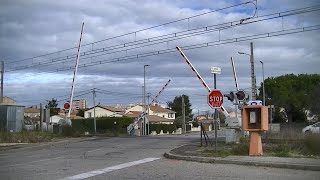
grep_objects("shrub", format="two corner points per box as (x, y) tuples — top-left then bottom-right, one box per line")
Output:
(62, 125), (73, 137)
(192, 121), (199, 127)
(272, 144), (291, 157)
(231, 143), (249, 155)
(304, 135), (320, 155)
(149, 124), (176, 134)
(71, 117), (134, 134)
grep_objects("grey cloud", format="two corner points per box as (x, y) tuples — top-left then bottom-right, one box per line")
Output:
(1, 0), (319, 111)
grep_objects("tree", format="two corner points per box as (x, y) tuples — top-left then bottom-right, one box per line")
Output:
(77, 109), (85, 117)
(45, 98), (60, 116)
(167, 94), (192, 117)
(258, 74), (320, 123)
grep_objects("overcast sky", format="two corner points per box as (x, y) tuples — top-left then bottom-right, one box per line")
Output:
(1, 0), (319, 113)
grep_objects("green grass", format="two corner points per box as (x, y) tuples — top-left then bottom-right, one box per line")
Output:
(197, 135), (320, 158)
(0, 130), (58, 143)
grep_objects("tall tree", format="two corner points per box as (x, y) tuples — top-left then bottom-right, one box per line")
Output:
(45, 98), (60, 116)
(167, 94), (192, 117)
(76, 109), (85, 117)
(258, 74), (320, 123)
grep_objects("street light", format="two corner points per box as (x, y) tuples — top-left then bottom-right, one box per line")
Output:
(143, 64), (150, 136)
(238, 51), (256, 100)
(260, 61), (265, 106)
(238, 51), (250, 56)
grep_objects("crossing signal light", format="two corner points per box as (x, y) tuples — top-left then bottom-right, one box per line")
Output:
(224, 91), (234, 102)
(236, 90), (246, 101)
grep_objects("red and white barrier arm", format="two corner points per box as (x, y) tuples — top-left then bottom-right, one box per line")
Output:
(231, 57), (239, 91)
(176, 46), (229, 117)
(68, 22), (84, 118)
(150, 79), (171, 105)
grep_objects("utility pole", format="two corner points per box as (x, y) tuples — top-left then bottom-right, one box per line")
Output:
(93, 88), (96, 134)
(147, 93), (150, 134)
(213, 73), (218, 153)
(182, 95), (185, 134)
(143, 65), (149, 136)
(0, 61), (3, 104)
(40, 103), (43, 131)
(250, 42), (256, 100)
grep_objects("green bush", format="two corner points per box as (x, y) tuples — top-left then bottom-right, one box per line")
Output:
(71, 117), (134, 134)
(0, 130), (55, 143)
(192, 121), (199, 127)
(62, 125), (73, 137)
(231, 143), (249, 155)
(272, 144), (291, 157)
(304, 135), (320, 155)
(149, 124), (176, 134)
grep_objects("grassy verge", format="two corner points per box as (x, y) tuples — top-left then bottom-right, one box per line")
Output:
(0, 130), (59, 143)
(197, 135), (320, 158)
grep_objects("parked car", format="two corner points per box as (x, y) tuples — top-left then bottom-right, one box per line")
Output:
(302, 122), (320, 134)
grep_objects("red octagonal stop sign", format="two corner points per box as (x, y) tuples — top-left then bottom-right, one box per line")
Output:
(208, 90), (223, 109)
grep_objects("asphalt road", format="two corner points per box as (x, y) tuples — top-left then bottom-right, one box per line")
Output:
(0, 132), (318, 180)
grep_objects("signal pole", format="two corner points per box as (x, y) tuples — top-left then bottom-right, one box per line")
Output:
(182, 95), (185, 134)
(93, 88), (96, 134)
(0, 61), (3, 103)
(211, 67), (221, 153)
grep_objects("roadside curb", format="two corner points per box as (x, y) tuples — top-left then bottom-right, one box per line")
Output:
(0, 137), (99, 152)
(164, 152), (320, 171)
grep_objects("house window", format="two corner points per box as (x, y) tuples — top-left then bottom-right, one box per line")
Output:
(168, 113), (173, 118)
(163, 115), (165, 118)
(88, 112), (92, 118)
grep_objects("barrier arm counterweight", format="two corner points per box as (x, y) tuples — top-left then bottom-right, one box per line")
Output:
(176, 46), (229, 117)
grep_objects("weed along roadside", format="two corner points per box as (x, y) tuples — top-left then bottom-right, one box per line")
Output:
(169, 136), (320, 158)
(165, 135), (320, 170)
(0, 117), (135, 148)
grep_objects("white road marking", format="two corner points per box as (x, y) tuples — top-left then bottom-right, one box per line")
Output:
(0, 156), (64, 167)
(87, 148), (104, 153)
(61, 157), (160, 180)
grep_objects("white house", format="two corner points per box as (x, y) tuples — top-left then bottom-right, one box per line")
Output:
(150, 105), (175, 119)
(125, 105), (176, 120)
(50, 115), (84, 124)
(24, 108), (40, 118)
(84, 105), (125, 118)
(146, 115), (174, 124)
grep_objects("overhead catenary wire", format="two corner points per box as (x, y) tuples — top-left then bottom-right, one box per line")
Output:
(6, 4), (318, 73)
(4, 0), (257, 66)
(5, 23), (319, 81)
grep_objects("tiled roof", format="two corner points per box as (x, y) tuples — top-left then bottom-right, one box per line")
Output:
(24, 108), (40, 113)
(146, 115), (174, 123)
(101, 106), (125, 112)
(87, 105), (125, 112)
(123, 114), (139, 118)
(150, 106), (175, 113)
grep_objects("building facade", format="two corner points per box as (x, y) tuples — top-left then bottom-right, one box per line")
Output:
(69, 99), (87, 110)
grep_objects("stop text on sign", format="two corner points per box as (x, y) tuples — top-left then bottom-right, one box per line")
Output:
(210, 96), (223, 102)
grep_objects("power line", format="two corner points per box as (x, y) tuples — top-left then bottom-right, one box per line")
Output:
(6, 4), (318, 73)
(3, 6), (320, 80)
(6, 23), (319, 81)
(4, 0), (257, 65)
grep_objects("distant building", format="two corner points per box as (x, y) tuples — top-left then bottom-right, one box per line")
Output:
(1, 96), (16, 105)
(68, 99), (87, 110)
(125, 105), (176, 120)
(24, 108), (40, 118)
(84, 105), (125, 118)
